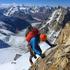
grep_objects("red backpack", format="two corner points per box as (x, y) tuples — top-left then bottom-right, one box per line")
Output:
(26, 27), (39, 42)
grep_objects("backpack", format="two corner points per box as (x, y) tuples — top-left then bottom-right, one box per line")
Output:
(26, 27), (39, 42)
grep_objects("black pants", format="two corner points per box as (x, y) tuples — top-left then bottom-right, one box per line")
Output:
(29, 46), (37, 65)
(29, 53), (37, 65)
(29, 46), (45, 64)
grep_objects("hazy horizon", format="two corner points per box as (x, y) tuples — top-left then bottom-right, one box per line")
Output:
(0, 0), (70, 7)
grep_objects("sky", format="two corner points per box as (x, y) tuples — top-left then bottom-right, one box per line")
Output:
(0, 0), (70, 7)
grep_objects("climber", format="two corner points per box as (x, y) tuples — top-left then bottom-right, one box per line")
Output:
(25, 25), (56, 65)
(25, 25), (45, 65)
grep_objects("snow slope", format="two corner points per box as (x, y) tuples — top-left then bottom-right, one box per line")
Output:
(0, 42), (50, 70)
(0, 29), (60, 70)
(0, 63), (16, 70)
(0, 25), (61, 70)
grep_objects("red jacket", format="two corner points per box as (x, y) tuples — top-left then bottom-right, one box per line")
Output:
(26, 27), (39, 42)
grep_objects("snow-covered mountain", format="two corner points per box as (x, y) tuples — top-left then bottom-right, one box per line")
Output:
(4, 5), (39, 16)
(39, 7), (67, 32)
(4, 5), (27, 16)
(0, 4), (55, 34)
(0, 6), (69, 50)
(0, 5), (70, 70)
(1, 4), (54, 22)
(0, 6), (68, 52)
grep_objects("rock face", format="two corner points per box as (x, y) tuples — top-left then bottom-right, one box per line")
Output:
(29, 22), (70, 70)
(37, 8), (67, 34)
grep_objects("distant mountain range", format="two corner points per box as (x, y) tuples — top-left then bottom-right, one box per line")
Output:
(0, 4), (70, 55)
(0, 5), (70, 33)
(0, 5), (54, 33)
